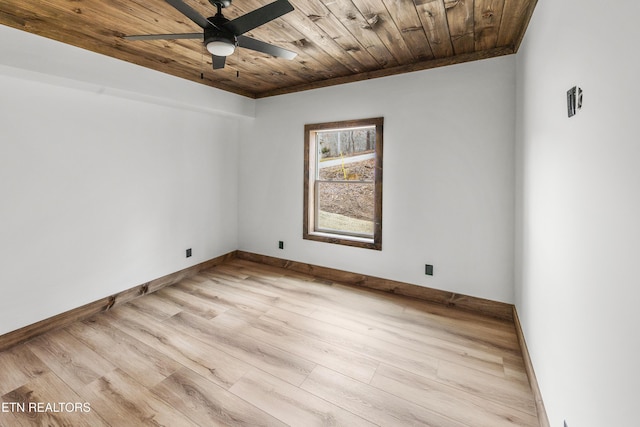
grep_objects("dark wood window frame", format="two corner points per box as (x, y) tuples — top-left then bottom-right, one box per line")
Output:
(303, 117), (383, 250)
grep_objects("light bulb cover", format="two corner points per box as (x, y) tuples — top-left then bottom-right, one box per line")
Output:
(206, 39), (236, 56)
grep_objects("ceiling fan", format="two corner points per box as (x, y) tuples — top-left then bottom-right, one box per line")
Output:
(124, 0), (297, 69)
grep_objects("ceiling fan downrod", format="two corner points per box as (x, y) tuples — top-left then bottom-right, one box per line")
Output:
(208, 0), (231, 10)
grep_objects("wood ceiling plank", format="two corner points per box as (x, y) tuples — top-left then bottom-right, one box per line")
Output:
(0, 0), (536, 97)
(318, 0), (399, 68)
(120, 0), (312, 90)
(209, 49), (314, 93)
(414, 0), (455, 59)
(122, 0), (327, 89)
(258, 45), (512, 97)
(231, 0), (353, 80)
(0, 2), (50, 34)
(106, 0), (202, 35)
(180, 0), (228, 21)
(128, 0), (207, 24)
(292, 1), (381, 70)
(6, 0), (262, 95)
(2, 1), (120, 53)
(380, 0), (434, 61)
(445, 0), (475, 54)
(280, 8), (369, 73)
(0, 2), (248, 96)
(179, 1), (350, 92)
(32, 0), (203, 61)
(11, 0), (310, 92)
(226, 52), (309, 88)
(497, 0), (536, 50)
(35, 0), (198, 43)
(0, 2), (34, 27)
(474, 0), (505, 51)
(350, 0), (415, 64)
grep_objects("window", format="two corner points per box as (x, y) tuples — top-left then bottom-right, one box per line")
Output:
(304, 117), (383, 250)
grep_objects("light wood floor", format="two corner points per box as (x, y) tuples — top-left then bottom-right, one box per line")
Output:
(0, 259), (539, 426)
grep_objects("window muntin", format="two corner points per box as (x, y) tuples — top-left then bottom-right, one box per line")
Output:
(304, 118), (383, 250)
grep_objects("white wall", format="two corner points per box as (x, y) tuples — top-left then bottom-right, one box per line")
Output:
(0, 26), (251, 335)
(0, 25), (254, 119)
(515, 1), (640, 426)
(239, 56), (516, 303)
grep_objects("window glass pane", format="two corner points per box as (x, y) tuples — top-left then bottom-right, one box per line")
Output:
(316, 127), (376, 182)
(316, 181), (374, 236)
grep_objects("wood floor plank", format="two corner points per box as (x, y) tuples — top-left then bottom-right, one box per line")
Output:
(153, 285), (227, 319)
(402, 300), (521, 352)
(174, 278), (273, 318)
(0, 345), (49, 396)
(105, 304), (252, 390)
(225, 275), (516, 383)
(308, 306), (507, 377)
(203, 268), (250, 283)
(437, 360), (537, 415)
(3, 371), (108, 427)
(227, 260), (409, 318)
(312, 300), (509, 355)
(228, 259), (303, 280)
(213, 310), (380, 384)
(26, 329), (115, 391)
(224, 266), (516, 375)
(151, 367), (287, 427)
(124, 293), (183, 321)
(370, 363), (539, 427)
(230, 367), (377, 427)
(301, 365), (467, 427)
(207, 275), (319, 317)
(254, 274), (409, 319)
(261, 307), (440, 377)
(0, 410), (24, 427)
(0, 260), (540, 426)
(66, 315), (183, 389)
(162, 311), (317, 386)
(238, 273), (504, 362)
(81, 368), (200, 427)
(503, 353), (530, 384)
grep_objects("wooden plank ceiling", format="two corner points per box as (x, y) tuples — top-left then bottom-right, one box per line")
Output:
(0, 0), (537, 98)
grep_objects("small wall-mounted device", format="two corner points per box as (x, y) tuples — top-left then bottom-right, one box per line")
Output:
(567, 86), (583, 117)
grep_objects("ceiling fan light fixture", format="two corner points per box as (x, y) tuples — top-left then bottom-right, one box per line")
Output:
(206, 37), (236, 56)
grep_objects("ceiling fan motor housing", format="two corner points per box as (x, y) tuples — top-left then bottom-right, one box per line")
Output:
(204, 25), (237, 46)
(204, 15), (237, 56)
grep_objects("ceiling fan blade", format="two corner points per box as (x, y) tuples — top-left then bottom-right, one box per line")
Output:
(124, 33), (202, 41)
(237, 35), (297, 60)
(165, 0), (210, 29)
(224, 0), (294, 35)
(212, 55), (227, 69)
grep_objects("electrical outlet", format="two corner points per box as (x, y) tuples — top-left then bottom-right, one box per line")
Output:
(567, 86), (583, 117)
(278, 241), (284, 250)
(425, 264), (433, 276)
(186, 248), (192, 258)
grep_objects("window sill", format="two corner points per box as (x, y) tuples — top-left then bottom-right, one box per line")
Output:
(304, 231), (381, 250)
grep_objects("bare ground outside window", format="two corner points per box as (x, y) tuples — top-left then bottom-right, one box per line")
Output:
(317, 158), (375, 234)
